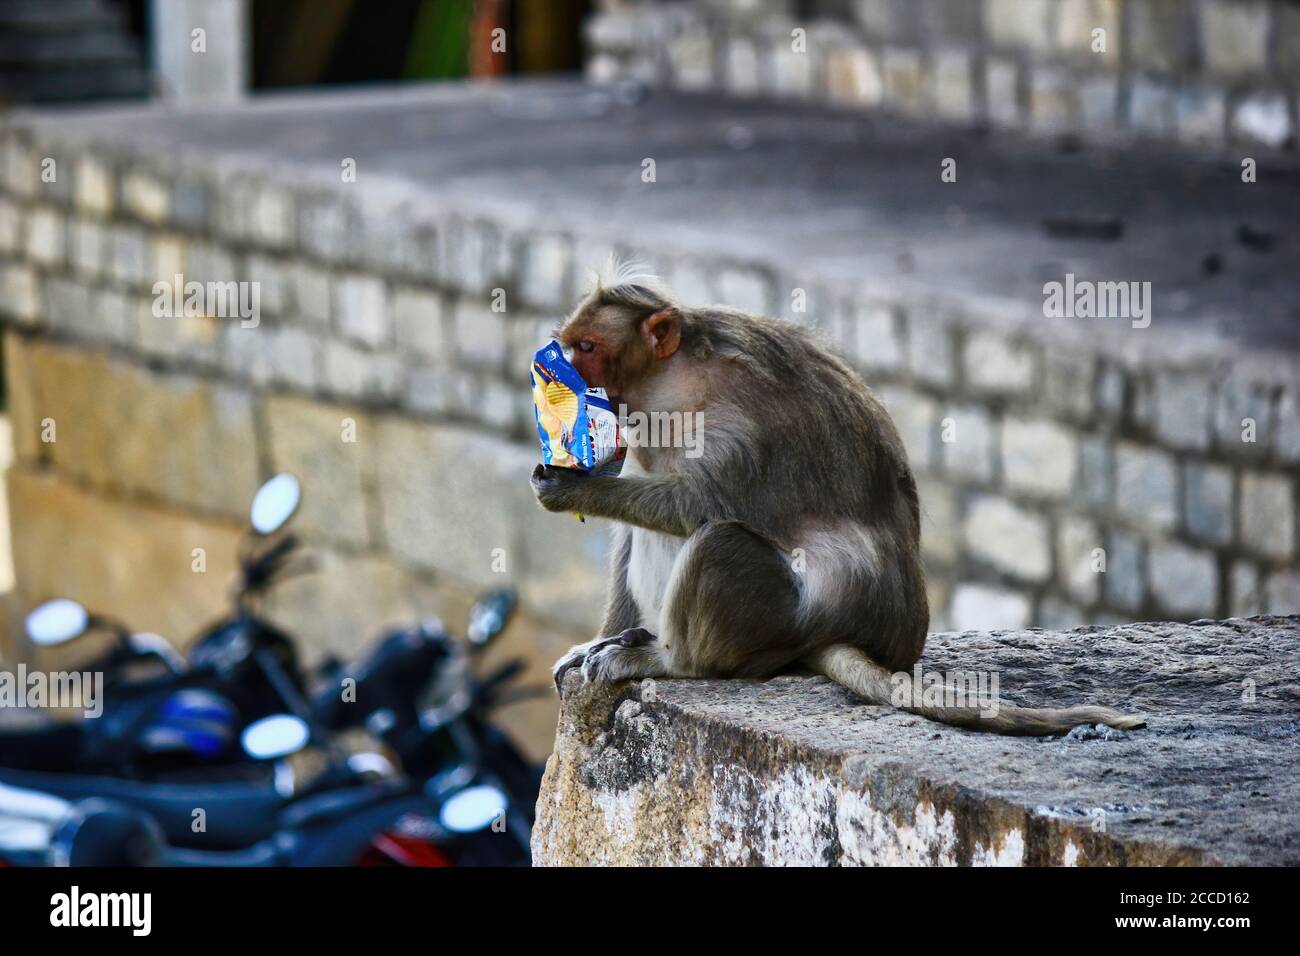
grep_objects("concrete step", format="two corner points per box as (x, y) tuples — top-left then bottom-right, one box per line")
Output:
(0, 63), (148, 102)
(0, 28), (141, 68)
(0, 0), (145, 103)
(0, 0), (120, 32)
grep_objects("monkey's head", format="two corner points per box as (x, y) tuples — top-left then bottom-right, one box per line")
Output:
(558, 270), (680, 402)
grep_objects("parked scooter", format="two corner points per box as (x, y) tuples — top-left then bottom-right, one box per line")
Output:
(0, 472), (543, 864)
(0, 712), (525, 866)
(310, 587), (542, 859)
(0, 474), (314, 778)
(0, 590), (541, 864)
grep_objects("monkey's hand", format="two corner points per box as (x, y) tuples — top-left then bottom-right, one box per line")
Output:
(530, 463), (586, 513)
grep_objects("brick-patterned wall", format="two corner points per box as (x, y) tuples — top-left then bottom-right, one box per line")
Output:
(0, 87), (1298, 711)
(587, 0), (1300, 155)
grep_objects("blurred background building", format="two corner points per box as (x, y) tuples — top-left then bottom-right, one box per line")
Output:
(0, 1), (1297, 760)
(0, 0), (590, 106)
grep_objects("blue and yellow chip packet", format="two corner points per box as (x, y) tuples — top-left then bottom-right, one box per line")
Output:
(531, 341), (622, 472)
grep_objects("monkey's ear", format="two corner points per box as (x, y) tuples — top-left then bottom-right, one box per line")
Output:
(643, 308), (681, 360)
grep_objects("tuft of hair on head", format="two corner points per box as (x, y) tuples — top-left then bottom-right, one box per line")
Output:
(585, 253), (677, 312)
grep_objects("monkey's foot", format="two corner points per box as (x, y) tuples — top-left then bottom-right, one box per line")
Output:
(581, 628), (663, 684)
(552, 640), (595, 694)
(552, 628), (659, 693)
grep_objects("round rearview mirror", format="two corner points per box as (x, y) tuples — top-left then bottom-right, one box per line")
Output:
(467, 589), (517, 647)
(249, 474), (301, 535)
(240, 714), (310, 761)
(25, 599), (90, 647)
(439, 784), (508, 834)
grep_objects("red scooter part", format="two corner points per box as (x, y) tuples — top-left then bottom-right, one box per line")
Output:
(357, 832), (454, 867)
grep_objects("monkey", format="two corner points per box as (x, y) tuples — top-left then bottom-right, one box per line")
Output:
(530, 264), (1145, 736)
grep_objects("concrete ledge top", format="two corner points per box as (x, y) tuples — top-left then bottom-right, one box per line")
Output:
(6, 79), (1300, 369)
(533, 615), (1299, 866)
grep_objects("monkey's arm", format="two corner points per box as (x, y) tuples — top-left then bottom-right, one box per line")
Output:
(530, 464), (706, 537)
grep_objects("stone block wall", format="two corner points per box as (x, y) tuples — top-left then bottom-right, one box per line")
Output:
(872, 327), (1300, 630)
(587, 0), (1300, 155)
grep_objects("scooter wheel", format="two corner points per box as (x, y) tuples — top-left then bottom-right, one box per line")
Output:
(47, 798), (166, 867)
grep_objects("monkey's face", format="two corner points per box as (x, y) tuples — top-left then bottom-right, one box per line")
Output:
(559, 303), (681, 403)
(558, 305), (647, 399)
(565, 330), (612, 391)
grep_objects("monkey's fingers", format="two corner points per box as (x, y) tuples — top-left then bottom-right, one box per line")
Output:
(530, 463), (558, 496)
(530, 463), (566, 489)
(552, 652), (586, 695)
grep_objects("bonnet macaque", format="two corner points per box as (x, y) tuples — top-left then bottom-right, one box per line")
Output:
(530, 267), (1144, 736)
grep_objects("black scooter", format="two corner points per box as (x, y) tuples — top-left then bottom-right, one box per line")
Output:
(0, 474), (316, 778)
(0, 592), (540, 866)
(0, 472), (543, 865)
(0, 733), (523, 867)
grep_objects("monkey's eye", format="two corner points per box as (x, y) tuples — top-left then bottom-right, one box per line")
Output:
(576, 340), (595, 353)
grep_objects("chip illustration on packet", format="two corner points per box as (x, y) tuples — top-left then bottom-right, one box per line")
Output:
(531, 340), (623, 473)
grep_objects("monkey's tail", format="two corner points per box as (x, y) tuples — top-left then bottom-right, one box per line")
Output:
(803, 644), (1146, 737)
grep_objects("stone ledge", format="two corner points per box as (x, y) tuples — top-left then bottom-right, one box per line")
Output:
(532, 616), (1300, 866)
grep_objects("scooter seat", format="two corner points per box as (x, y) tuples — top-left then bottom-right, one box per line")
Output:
(0, 722), (86, 772)
(0, 768), (282, 849)
(278, 779), (411, 830)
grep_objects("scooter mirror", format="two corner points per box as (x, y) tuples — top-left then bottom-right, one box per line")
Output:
(466, 589), (517, 648)
(240, 714), (310, 761)
(249, 473), (301, 535)
(25, 599), (90, 647)
(439, 784), (508, 834)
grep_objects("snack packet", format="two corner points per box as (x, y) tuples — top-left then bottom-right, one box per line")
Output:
(531, 340), (623, 473)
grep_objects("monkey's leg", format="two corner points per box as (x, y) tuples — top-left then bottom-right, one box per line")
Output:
(561, 522), (812, 687)
(658, 520), (809, 678)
